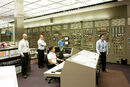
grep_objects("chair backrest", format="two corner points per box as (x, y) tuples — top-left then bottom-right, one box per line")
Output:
(44, 51), (50, 68)
(45, 50), (53, 69)
(55, 47), (60, 53)
(58, 51), (64, 59)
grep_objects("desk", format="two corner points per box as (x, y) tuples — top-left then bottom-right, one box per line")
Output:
(44, 50), (100, 87)
(0, 66), (18, 87)
(61, 50), (99, 87)
(44, 62), (64, 77)
(0, 47), (21, 74)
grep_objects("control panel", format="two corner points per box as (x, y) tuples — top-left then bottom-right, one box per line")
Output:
(25, 18), (127, 64)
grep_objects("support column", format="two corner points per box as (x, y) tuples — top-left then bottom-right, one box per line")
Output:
(13, 25), (15, 42)
(126, 2), (130, 64)
(0, 29), (1, 42)
(14, 0), (24, 42)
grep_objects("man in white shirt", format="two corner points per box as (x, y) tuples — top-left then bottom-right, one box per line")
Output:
(18, 34), (30, 79)
(47, 46), (64, 68)
(96, 34), (108, 72)
(37, 35), (46, 68)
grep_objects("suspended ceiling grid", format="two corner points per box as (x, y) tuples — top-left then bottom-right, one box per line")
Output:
(0, 0), (114, 25)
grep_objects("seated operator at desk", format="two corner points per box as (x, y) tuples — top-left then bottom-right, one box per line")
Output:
(47, 46), (64, 67)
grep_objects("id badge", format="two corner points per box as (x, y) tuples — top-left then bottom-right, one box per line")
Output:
(103, 49), (105, 52)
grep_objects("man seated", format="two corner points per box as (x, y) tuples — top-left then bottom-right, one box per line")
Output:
(47, 46), (64, 68)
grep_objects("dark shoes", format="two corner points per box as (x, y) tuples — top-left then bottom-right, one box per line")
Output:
(39, 66), (44, 69)
(23, 75), (27, 79)
(102, 69), (108, 72)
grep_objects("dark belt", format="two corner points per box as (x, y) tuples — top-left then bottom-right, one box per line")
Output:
(100, 52), (106, 53)
(38, 49), (44, 51)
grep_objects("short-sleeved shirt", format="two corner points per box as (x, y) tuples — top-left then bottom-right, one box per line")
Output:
(18, 39), (30, 55)
(47, 52), (57, 64)
(96, 39), (108, 54)
(58, 40), (64, 47)
(37, 39), (46, 50)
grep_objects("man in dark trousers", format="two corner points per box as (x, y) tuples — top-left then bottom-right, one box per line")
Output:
(18, 34), (30, 79)
(47, 46), (64, 68)
(96, 34), (108, 72)
(37, 35), (46, 68)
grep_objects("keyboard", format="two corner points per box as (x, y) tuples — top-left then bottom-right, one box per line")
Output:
(55, 69), (62, 72)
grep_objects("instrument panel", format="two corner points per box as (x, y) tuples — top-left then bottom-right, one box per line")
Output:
(25, 18), (127, 63)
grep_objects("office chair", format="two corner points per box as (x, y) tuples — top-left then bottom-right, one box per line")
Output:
(58, 51), (65, 60)
(44, 52), (59, 84)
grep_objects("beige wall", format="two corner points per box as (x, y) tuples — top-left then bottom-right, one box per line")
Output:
(24, 5), (127, 28)
(23, 4), (130, 64)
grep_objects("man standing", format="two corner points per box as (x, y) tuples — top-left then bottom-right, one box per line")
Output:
(96, 34), (108, 72)
(37, 35), (46, 68)
(18, 34), (30, 78)
(58, 37), (65, 51)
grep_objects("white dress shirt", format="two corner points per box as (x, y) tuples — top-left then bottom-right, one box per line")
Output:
(38, 39), (46, 50)
(47, 52), (57, 64)
(96, 39), (108, 54)
(18, 39), (30, 55)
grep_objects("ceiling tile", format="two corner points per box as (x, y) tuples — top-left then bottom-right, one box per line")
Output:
(34, 0), (54, 6)
(58, 6), (73, 11)
(0, 0), (114, 23)
(0, 0), (13, 7)
(24, 0), (39, 3)
(49, 0), (64, 2)
(25, 3), (40, 9)
(3, 2), (14, 9)
(24, 1), (30, 6)
(59, 0), (78, 5)
(69, 2), (86, 8)
(47, 3), (63, 9)
(0, 8), (10, 13)
(26, 6), (51, 13)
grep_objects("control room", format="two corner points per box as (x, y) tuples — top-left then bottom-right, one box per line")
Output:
(0, 0), (130, 87)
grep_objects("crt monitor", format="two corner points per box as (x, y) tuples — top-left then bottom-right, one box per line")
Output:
(64, 48), (72, 54)
(64, 36), (69, 40)
(53, 37), (56, 40)
(55, 47), (60, 52)
(65, 41), (69, 45)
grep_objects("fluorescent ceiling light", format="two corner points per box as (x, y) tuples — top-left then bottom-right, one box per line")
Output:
(78, 0), (91, 1)
(0, 0), (115, 24)
(25, 4), (40, 9)
(27, 6), (51, 13)
(49, 0), (64, 2)
(59, 0), (78, 5)
(0, 0), (13, 6)
(84, 0), (113, 5)
(24, 0), (38, 3)
(70, 3), (86, 8)
(0, 8), (10, 12)
(3, 2), (14, 9)
(47, 3), (63, 9)
(34, 0), (54, 6)
(24, 7), (31, 11)
(59, 6), (73, 11)
(24, 2), (30, 6)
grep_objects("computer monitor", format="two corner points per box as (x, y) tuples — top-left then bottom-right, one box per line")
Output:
(64, 36), (69, 40)
(64, 48), (72, 54)
(65, 41), (69, 45)
(55, 47), (60, 52)
(53, 37), (56, 41)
